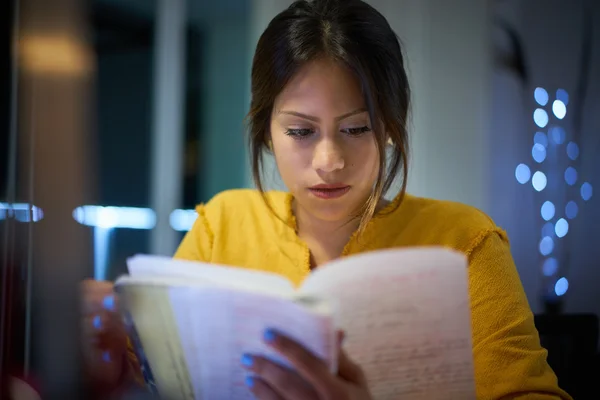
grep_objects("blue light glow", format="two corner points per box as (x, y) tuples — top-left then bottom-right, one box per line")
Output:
(170, 209), (198, 231)
(556, 89), (569, 105)
(541, 201), (555, 221)
(534, 87), (549, 106)
(515, 164), (531, 184)
(542, 258), (558, 277)
(539, 236), (554, 256)
(73, 206), (156, 229)
(534, 132), (548, 147)
(532, 143), (546, 163)
(554, 277), (569, 296)
(565, 201), (578, 219)
(549, 126), (566, 144)
(552, 100), (567, 119)
(555, 218), (569, 238)
(542, 222), (555, 237)
(581, 182), (593, 201)
(0, 203), (44, 222)
(566, 142), (579, 160)
(534, 109), (549, 128)
(532, 171), (547, 191)
(564, 167), (578, 186)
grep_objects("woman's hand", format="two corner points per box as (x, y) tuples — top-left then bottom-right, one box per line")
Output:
(80, 279), (129, 393)
(241, 330), (371, 400)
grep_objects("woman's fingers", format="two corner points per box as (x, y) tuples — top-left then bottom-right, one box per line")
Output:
(80, 279), (118, 315)
(337, 348), (366, 386)
(262, 329), (342, 397)
(242, 354), (317, 399)
(80, 279), (128, 391)
(244, 376), (285, 400)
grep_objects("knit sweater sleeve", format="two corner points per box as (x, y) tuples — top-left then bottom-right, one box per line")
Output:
(467, 230), (572, 400)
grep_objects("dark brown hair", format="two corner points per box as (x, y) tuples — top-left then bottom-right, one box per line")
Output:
(247, 0), (411, 232)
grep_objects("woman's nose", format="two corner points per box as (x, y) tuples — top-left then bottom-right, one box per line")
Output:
(312, 137), (345, 173)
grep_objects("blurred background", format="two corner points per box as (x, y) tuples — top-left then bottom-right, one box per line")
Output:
(1, 0), (599, 398)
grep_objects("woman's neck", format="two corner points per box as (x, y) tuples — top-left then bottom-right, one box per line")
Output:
(293, 198), (390, 268)
(293, 202), (360, 268)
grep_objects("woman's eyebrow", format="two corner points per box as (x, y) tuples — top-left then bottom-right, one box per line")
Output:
(278, 108), (367, 122)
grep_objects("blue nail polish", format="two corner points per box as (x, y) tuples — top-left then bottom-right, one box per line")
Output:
(263, 328), (276, 343)
(103, 295), (115, 311)
(245, 376), (254, 388)
(102, 352), (111, 362)
(241, 354), (253, 367)
(93, 315), (102, 330)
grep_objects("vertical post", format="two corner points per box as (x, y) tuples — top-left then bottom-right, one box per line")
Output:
(18, 0), (95, 396)
(149, 0), (187, 256)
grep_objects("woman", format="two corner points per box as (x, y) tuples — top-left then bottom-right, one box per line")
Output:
(82, 0), (571, 399)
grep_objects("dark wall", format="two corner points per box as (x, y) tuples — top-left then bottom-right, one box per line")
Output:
(0, 0), (13, 197)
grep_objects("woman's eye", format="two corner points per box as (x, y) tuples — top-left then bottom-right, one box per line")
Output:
(342, 126), (371, 136)
(284, 128), (314, 138)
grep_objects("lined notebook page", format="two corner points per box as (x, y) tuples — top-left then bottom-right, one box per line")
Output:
(169, 287), (336, 400)
(300, 248), (476, 400)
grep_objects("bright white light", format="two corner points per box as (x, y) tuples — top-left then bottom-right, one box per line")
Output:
(541, 201), (555, 221)
(539, 236), (554, 256)
(556, 89), (569, 105)
(555, 218), (569, 238)
(542, 258), (558, 277)
(554, 277), (569, 296)
(73, 206), (156, 229)
(0, 203), (44, 222)
(97, 207), (119, 228)
(94, 227), (113, 281)
(532, 143), (546, 163)
(515, 164), (531, 184)
(532, 171), (547, 191)
(564, 167), (578, 186)
(552, 100), (567, 119)
(581, 182), (593, 201)
(566, 142), (579, 160)
(565, 201), (578, 219)
(534, 132), (548, 147)
(533, 109), (549, 128)
(170, 209), (198, 232)
(542, 222), (555, 237)
(550, 126), (566, 144)
(534, 87), (549, 106)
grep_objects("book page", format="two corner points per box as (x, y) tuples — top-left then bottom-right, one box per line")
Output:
(168, 287), (337, 400)
(299, 248), (475, 400)
(115, 282), (195, 400)
(126, 254), (294, 297)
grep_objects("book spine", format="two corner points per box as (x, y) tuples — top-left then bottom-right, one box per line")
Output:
(119, 300), (160, 397)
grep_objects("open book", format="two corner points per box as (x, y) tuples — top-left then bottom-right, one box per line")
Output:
(114, 248), (476, 400)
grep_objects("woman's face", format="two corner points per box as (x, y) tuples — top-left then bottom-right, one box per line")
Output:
(270, 58), (379, 223)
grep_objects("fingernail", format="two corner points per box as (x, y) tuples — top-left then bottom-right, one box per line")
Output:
(102, 352), (111, 363)
(241, 354), (253, 367)
(93, 315), (102, 330)
(102, 295), (115, 311)
(263, 328), (276, 343)
(245, 376), (254, 388)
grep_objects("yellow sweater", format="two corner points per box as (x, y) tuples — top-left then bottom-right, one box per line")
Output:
(173, 189), (571, 400)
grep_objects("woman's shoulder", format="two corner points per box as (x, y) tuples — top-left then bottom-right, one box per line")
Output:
(385, 194), (507, 254)
(399, 194), (496, 227)
(198, 189), (290, 227)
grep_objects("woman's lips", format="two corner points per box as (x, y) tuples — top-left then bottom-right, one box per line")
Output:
(308, 184), (351, 199)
